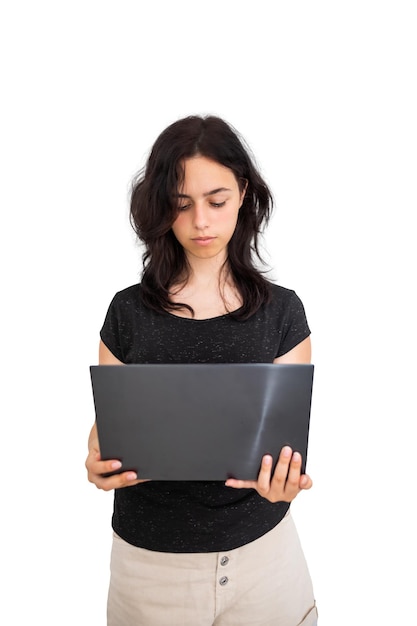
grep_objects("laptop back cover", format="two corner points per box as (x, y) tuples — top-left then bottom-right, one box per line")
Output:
(90, 363), (314, 481)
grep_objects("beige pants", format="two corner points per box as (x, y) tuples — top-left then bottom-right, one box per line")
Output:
(107, 511), (318, 626)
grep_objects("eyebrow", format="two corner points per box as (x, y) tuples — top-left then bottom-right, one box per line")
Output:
(176, 187), (232, 198)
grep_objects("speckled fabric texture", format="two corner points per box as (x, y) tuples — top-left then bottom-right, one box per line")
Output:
(100, 282), (310, 553)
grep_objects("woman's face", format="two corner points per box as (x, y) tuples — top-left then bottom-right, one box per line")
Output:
(171, 156), (246, 263)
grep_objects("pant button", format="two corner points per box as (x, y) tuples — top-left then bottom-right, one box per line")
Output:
(219, 576), (229, 586)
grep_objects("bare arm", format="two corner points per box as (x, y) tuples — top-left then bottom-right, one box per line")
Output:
(225, 336), (313, 501)
(85, 341), (147, 491)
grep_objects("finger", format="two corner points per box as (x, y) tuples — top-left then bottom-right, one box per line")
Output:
(94, 470), (141, 492)
(86, 456), (119, 477)
(256, 455), (274, 495)
(86, 452), (142, 490)
(85, 448), (99, 470)
(225, 478), (258, 490)
(299, 474), (313, 490)
(225, 454), (274, 491)
(271, 446), (293, 488)
(285, 451), (303, 490)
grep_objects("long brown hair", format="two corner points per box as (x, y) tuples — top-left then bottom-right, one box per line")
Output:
(130, 115), (274, 320)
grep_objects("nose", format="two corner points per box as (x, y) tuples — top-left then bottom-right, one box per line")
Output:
(192, 203), (209, 230)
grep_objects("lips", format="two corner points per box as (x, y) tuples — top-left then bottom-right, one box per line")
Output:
(192, 236), (216, 246)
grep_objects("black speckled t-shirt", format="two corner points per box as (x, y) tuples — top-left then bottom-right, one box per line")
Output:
(100, 282), (310, 553)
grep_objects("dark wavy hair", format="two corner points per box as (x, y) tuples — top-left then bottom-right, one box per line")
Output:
(129, 115), (274, 320)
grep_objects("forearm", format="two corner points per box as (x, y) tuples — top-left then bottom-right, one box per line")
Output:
(88, 422), (99, 452)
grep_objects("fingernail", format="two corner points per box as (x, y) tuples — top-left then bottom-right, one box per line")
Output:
(263, 455), (273, 465)
(293, 452), (301, 462)
(282, 446), (292, 457)
(111, 461), (122, 470)
(126, 472), (137, 480)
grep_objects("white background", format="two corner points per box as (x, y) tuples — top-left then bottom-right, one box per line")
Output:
(1, 1), (416, 624)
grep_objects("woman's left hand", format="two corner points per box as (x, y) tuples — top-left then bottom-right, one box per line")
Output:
(225, 446), (313, 503)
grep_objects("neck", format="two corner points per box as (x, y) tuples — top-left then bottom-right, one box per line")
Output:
(184, 251), (229, 285)
(169, 253), (241, 318)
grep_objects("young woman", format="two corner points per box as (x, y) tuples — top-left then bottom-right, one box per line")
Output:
(86, 115), (318, 625)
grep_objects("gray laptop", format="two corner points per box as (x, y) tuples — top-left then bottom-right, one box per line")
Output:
(90, 363), (314, 481)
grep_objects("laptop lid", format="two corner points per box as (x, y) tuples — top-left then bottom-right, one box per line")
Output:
(90, 363), (314, 481)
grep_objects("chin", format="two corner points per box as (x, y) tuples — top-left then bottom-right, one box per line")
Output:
(188, 247), (224, 260)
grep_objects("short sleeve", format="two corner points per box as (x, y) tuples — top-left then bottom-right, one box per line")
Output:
(275, 290), (311, 358)
(100, 293), (128, 362)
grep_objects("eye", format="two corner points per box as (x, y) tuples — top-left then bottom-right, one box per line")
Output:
(210, 201), (226, 208)
(178, 203), (191, 211)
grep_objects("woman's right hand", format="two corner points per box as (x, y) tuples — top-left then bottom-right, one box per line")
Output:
(86, 424), (148, 491)
(86, 342), (149, 490)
